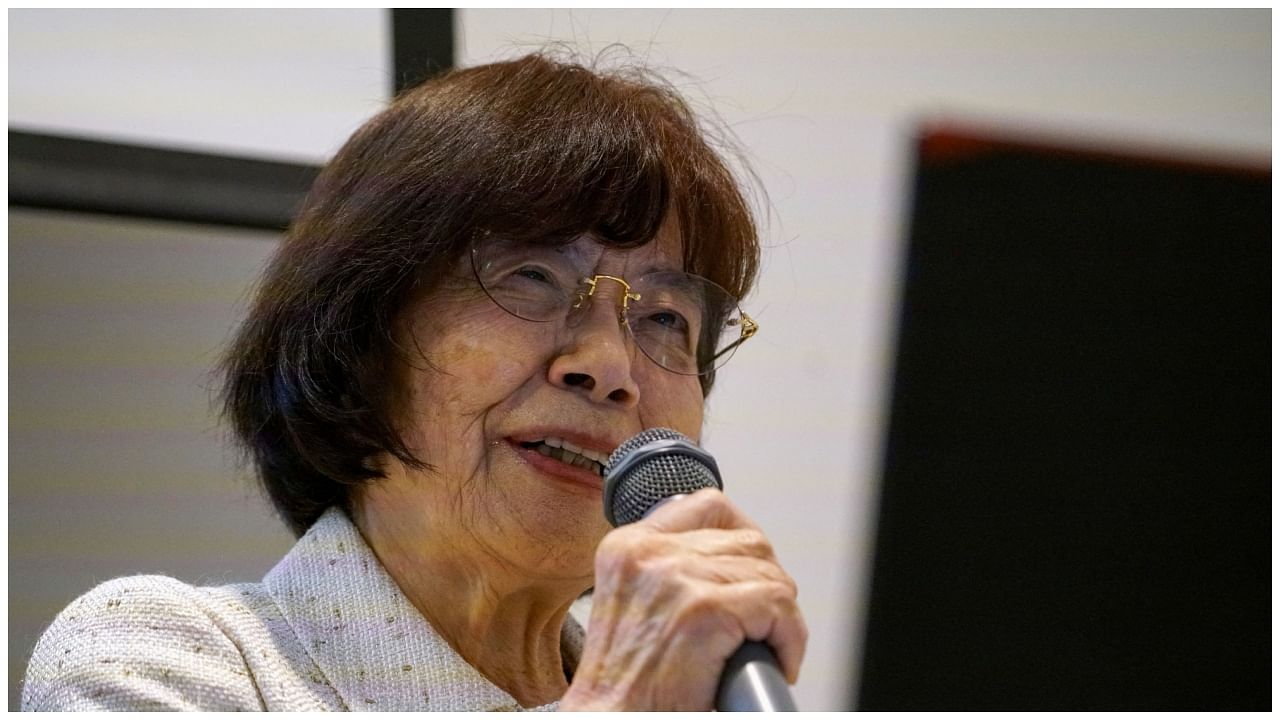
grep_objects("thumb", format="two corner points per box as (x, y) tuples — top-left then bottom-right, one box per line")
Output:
(638, 488), (759, 534)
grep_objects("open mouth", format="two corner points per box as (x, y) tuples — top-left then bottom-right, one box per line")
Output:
(518, 437), (607, 477)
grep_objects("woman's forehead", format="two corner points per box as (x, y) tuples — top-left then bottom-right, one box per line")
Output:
(599, 241), (682, 275)
(572, 225), (685, 273)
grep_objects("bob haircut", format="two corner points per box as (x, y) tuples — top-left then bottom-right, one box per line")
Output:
(221, 53), (761, 536)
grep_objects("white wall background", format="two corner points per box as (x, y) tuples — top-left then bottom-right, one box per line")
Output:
(9, 9), (1270, 711)
(9, 8), (390, 162)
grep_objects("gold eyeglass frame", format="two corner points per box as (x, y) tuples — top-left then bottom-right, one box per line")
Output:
(572, 273), (760, 372)
(472, 245), (759, 375)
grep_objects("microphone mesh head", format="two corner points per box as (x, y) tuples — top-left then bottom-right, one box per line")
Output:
(603, 427), (722, 526)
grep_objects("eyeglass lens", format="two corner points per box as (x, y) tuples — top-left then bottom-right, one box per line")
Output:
(472, 240), (746, 375)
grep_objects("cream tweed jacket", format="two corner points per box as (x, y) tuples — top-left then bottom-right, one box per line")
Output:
(22, 507), (584, 711)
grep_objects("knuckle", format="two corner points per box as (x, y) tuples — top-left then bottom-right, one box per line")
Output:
(592, 550), (629, 582)
(594, 529), (626, 561)
(676, 591), (734, 632)
(594, 530), (644, 576)
(778, 571), (799, 599)
(646, 553), (684, 579)
(763, 578), (795, 607)
(595, 527), (675, 583)
(796, 617), (810, 645)
(736, 528), (772, 556)
(596, 525), (623, 549)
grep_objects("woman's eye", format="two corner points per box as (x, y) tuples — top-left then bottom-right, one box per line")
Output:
(514, 267), (553, 284)
(647, 310), (688, 330)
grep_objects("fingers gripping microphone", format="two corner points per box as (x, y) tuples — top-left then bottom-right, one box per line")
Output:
(603, 428), (798, 712)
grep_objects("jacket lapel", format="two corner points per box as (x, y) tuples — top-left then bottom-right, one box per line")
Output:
(264, 507), (575, 711)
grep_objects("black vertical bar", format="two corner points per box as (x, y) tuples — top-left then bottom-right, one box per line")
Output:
(9, 130), (319, 230)
(391, 8), (455, 96)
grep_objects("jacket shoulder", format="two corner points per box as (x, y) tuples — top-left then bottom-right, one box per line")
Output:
(21, 574), (263, 711)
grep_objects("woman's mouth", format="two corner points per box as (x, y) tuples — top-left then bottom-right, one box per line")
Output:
(517, 438), (606, 476)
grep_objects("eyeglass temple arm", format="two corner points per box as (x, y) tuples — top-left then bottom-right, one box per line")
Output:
(709, 312), (759, 364)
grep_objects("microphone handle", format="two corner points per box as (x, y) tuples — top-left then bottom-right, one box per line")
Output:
(716, 641), (797, 712)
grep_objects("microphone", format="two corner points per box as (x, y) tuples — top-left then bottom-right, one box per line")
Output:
(603, 427), (798, 712)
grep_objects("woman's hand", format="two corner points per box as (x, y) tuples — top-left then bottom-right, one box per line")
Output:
(560, 488), (807, 711)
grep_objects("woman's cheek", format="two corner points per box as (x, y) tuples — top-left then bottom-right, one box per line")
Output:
(417, 304), (534, 378)
(457, 323), (543, 387)
(394, 313), (532, 438)
(640, 374), (705, 440)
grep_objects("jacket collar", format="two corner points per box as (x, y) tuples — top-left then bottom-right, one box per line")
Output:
(263, 507), (584, 711)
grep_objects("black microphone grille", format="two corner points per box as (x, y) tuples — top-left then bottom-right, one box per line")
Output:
(603, 427), (723, 527)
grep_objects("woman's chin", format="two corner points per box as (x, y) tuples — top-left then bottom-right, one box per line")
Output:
(496, 513), (606, 585)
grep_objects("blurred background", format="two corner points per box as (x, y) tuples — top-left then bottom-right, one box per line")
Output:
(8, 9), (1270, 711)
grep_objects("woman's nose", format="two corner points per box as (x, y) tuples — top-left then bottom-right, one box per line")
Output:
(547, 281), (641, 407)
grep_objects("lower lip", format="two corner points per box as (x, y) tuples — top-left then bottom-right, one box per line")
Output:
(506, 439), (605, 494)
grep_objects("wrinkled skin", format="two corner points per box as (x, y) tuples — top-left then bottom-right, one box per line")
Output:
(561, 488), (806, 710)
(354, 226), (806, 710)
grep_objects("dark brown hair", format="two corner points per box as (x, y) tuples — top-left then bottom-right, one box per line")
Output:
(220, 52), (761, 536)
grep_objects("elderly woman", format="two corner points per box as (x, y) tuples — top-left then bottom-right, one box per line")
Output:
(22, 53), (805, 711)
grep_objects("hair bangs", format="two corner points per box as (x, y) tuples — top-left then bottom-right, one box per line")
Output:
(471, 76), (673, 251)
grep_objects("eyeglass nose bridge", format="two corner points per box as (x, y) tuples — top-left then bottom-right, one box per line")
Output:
(572, 275), (643, 321)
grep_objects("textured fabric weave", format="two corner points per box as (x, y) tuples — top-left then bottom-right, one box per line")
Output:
(22, 507), (584, 711)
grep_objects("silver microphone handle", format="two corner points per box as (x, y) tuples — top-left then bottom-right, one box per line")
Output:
(716, 640), (797, 712)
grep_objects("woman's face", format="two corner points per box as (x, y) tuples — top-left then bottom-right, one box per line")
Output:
(368, 224), (706, 587)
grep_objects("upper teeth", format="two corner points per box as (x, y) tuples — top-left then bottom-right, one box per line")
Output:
(537, 437), (609, 474)
(542, 437), (609, 464)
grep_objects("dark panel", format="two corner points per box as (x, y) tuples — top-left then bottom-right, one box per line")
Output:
(392, 8), (455, 95)
(9, 130), (319, 230)
(859, 129), (1270, 710)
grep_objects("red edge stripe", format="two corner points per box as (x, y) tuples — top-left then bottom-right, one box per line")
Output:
(918, 122), (1270, 179)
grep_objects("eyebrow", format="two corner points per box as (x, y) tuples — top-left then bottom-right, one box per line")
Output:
(635, 263), (678, 276)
